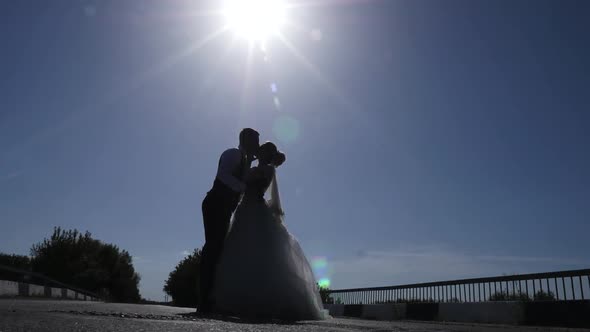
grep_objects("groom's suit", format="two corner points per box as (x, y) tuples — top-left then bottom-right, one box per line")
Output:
(199, 148), (249, 312)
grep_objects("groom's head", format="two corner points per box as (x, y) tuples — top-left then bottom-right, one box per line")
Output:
(239, 128), (260, 155)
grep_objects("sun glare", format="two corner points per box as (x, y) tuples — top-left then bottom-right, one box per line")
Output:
(223, 0), (286, 43)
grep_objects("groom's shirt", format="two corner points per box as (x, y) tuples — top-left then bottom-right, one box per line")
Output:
(216, 148), (247, 193)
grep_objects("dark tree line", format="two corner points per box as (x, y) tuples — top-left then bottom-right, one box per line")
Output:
(0, 253), (32, 281)
(0, 253), (31, 270)
(1, 227), (141, 303)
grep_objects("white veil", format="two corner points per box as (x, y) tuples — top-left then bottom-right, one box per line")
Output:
(267, 171), (285, 218)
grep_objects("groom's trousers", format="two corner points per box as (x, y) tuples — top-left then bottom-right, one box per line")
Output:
(199, 190), (238, 312)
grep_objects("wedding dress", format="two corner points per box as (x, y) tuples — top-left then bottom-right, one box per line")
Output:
(211, 165), (329, 321)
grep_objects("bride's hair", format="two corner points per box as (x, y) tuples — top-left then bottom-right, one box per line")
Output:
(259, 142), (286, 167)
(273, 151), (286, 167)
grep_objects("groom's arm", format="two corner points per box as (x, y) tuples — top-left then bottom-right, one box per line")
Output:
(216, 148), (246, 193)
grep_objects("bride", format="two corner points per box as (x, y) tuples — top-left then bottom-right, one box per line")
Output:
(211, 142), (329, 321)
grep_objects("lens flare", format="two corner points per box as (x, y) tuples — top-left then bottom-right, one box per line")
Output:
(273, 96), (281, 110)
(272, 115), (300, 144)
(318, 278), (331, 288)
(312, 257), (332, 289)
(312, 257), (327, 270)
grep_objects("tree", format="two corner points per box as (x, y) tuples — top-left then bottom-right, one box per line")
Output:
(30, 227), (141, 303)
(163, 249), (202, 307)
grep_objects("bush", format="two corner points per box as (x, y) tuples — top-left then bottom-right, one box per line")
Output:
(30, 227), (141, 303)
(489, 289), (555, 302)
(318, 285), (334, 304)
(489, 291), (531, 301)
(163, 249), (202, 307)
(534, 290), (556, 301)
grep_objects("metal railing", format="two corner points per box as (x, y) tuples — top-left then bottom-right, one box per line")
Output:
(0, 263), (100, 299)
(325, 268), (590, 304)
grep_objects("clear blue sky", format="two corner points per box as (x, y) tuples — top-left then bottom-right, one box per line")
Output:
(1, 0), (589, 301)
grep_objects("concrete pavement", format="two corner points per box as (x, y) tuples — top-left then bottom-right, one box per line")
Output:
(1, 299), (589, 332)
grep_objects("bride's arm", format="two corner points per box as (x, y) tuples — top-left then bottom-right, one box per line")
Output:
(245, 166), (273, 185)
(244, 167), (260, 184)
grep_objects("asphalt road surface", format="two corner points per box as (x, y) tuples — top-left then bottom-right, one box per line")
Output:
(1, 299), (588, 332)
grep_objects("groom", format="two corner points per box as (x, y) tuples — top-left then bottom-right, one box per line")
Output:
(198, 128), (260, 313)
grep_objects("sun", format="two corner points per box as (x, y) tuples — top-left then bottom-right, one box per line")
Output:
(222, 0), (286, 43)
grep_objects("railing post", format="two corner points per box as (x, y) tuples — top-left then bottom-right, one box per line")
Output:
(579, 276), (584, 300)
(462, 284), (465, 302)
(478, 283), (481, 302)
(571, 277), (576, 300)
(506, 280), (510, 299)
